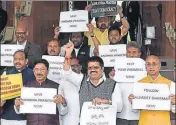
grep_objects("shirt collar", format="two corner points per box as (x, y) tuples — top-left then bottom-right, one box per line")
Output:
(87, 73), (106, 86)
(17, 40), (27, 49)
(148, 74), (161, 83)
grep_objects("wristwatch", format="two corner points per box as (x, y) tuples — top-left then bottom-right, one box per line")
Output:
(91, 34), (95, 37)
(109, 99), (112, 105)
(121, 16), (124, 18)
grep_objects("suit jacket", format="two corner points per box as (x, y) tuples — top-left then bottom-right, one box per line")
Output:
(13, 41), (42, 67)
(0, 8), (7, 33)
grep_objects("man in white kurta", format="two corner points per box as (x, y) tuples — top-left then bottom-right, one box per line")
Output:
(59, 58), (83, 125)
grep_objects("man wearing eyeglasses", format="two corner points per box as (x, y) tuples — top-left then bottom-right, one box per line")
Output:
(14, 23), (42, 67)
(128, 55), (176, 125)
(14, 59), (67, 125)
(63, 42), (123, 123)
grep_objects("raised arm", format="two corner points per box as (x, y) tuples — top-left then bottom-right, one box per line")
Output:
(53, 26), (60, 39)
(63, 42), (84, 88)
(118, 6), (129, 37)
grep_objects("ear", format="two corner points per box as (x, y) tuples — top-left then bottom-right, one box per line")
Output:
(26, 30), (28, 36)
(79, 65), (82, 71)
(25, 59), (28, 65)
(138, 52), (141, 57)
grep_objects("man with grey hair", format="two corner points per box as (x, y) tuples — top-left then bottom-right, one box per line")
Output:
(126, 41), (141, 58)
(109, 41), (142, 125)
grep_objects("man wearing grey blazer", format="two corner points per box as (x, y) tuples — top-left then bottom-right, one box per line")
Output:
(14, 24), (42, 67)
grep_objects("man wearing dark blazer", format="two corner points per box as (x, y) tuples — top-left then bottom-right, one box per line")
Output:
(14, 23), (42, 68)
(0, 0), (7, 33)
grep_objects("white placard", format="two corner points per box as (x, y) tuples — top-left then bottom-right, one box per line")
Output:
(80, 102), (116, 125)
(98, 44), (126, 67)
(20, 87), (57, 114)
(59, 10), (88, 32)
(0, 45), (24, 66)
(42, 55), (65, 83)
(114, 58), (147, 82)
(132, 83), (171, 111)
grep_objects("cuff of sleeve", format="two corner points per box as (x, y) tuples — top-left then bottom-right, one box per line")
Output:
(63, 68), (72, 75)
(171, 105), (176, 113)
(14, 105), (20, 114)
(62, 102), (67, 107)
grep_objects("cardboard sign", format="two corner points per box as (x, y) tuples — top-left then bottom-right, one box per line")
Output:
(99, 44), (126, 67)
(20, 87), (57, 114)
(80, 102), (116, 125)
(59, 10), (88, 32)
(114, 58), (147, 82)
(132, 83), (171, 111)
(42, 55), (65, 83)
(1, 73), (23, 100)
(0, 45), (24, 66)
(91, 1), (118, 17)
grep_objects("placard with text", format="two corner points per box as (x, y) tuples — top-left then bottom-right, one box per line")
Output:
(132, 83), (171, 111)
(20, 87), (57, 114)
(80, 102), (116, 125)
(99, 44), (126, 67)
(114, 58), (147, 82)
(59, 10), (88, 32)
(0, 44), (23, 66)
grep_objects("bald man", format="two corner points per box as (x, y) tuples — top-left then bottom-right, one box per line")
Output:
(14, 24), (42, 67)
(129, 55), (176, 125)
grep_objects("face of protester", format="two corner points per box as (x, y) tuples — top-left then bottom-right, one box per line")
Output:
(71, 32), (84, 48)
(33, 63), (48, 83)
(70, 58), (82, 74)
(14, 52), (28, 70)
(87, 61), (104, 81)
(127, 47), (141, 58)
(108, 30), (121, 44)
(145, 56), (160, 76)
(47, 40), (61, 56)
(15, 25), (28, 44)
(97, 16), (109, 30)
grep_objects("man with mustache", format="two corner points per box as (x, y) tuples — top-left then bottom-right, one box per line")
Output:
(128, 55), (176, 125)
(1, 50), (35, 125)
(59, 58), (83, 125)
(54, 25), (100, 73)
(45, 38), (64, 56)
(14, 23), (42, 67)
(14, 59), (67, 125)
(85, 4), (129, 46)
(63, 42), (123, 123)
(108, 41), (142, 125)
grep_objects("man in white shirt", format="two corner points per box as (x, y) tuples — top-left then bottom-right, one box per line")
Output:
(59, 58), (82, 125)
(109, 41), (142, 125)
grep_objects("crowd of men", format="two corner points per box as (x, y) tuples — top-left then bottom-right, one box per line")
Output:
(0, 3), (175, 125)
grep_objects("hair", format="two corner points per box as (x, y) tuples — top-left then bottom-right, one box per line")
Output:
(34, 59), (49, 70)
(71, 57), (81, 65)
(48, 38), (61, 47)
(108, 24), (121, 36)
(87, 56), (104, 68)
(13, 50), (28, 59)
(126, 41), (141, 52)
(70, 32), (84, 39)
